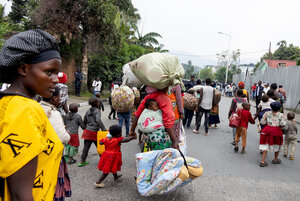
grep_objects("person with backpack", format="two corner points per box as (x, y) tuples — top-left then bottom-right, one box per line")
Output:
(228, 89), (247, 145)
(276, 85), (287, 113)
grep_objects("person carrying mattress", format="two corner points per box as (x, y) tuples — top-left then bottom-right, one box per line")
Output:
(130, 86), (178, 150)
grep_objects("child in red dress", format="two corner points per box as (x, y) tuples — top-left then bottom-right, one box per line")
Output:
(259, 101), (287, 167)
(94, 124), (136, 188)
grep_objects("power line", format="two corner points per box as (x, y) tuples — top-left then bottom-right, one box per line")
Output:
(170, 49), (269, 58)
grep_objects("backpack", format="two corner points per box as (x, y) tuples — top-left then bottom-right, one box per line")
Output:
(277, 90), (285, 103)
(233, 97), (247, 112)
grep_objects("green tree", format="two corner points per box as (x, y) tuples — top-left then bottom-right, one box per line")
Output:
(131, 25), (162, 49)
(216, 49), (240, 82)
(199, 67), (214, 80)
(254, 40), (300, 73)
(215, 67), (226, 82)
(0, 4), (15, 48)
(182, 60), (194, 79)
(8, 0), (39, 29)
(32, 0), (139, 87)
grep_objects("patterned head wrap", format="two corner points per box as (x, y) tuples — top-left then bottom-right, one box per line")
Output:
(238, 81), (245, 88)
(0, 29), (60, 83)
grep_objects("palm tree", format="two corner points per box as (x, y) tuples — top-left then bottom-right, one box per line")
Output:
(131, 24), (162, 49)
(150, 44), (169, 53)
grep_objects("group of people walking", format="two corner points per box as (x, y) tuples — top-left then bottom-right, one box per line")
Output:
(0, 29), (298, 201)
(228, 81), (297, 167)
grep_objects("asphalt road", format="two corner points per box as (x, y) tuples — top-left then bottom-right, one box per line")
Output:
(67, 96), (300, 201)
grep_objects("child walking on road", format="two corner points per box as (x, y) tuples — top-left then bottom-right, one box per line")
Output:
(259, 101), (287, 167)
(64, 103), (86, 164)
(94, 125), (136, 188)
(234, 102), (255, 154)
(78, 97), (106, 167)
(283, 112), (298, 160)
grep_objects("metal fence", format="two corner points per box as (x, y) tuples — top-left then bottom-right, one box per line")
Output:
(233, 66), (300, 111)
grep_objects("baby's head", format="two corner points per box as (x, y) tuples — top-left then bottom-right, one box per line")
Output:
(109, 124), (122, 138)
(287, 112), (295, 121)
(69, 103), (79, 113)
(270, 101), (281, 112)
(88, 97), (99, 108)
(95, 93), (101, 98)
(145, 99), (159, 111)
(261, 94), (269, 103)
(196, 89), (201, 94)
(242, 102), (251, 111)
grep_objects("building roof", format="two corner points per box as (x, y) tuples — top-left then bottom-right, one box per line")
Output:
(263, 59), (296, 68)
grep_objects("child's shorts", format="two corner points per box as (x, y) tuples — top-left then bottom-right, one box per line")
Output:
(65, 144), (79, 157)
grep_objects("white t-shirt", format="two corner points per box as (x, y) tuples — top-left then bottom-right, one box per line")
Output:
(259, 101), (272, 111)
(92, 80), (102, 91)
(0, 83), (10, 91)
(263, 87), (270, 94)
(200, 85), (214, 110)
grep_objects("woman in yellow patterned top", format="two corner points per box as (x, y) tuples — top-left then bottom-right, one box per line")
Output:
(0, 30), (64, 201)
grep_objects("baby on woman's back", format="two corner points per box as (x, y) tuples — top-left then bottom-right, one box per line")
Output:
(137, 99), (164, 133)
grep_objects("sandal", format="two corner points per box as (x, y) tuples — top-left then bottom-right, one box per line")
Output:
(289, 156), (295, 160)
(94, 182), (105, 188)
(234, 147), (239, 152)
(68, 159), (77, 164)
(259, 161), (268, 167)
(271, 159), (281, 164)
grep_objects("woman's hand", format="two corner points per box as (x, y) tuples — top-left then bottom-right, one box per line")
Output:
(129, 131), (137, 139)
(179, 113), (184, 119)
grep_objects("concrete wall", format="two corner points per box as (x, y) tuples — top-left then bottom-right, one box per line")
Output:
(233, 66), (300, 111)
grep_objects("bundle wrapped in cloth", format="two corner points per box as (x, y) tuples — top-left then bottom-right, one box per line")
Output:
(136, 148), (203, 196)
(128, 53), (185, 90)
(213, 89), (221, 105)
(111, 85), (135, 113)
(183, 93), (198, 111)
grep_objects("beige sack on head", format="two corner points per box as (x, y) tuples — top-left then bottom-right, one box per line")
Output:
(128, 53), (185, 90)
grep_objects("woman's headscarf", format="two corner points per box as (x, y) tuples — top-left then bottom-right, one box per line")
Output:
(238, 81), (245, 89)
(0, 29), (61, 83)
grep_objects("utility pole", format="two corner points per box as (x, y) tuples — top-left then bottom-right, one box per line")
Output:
(218, 32), (231, 83)
(268, 42), (271, 68)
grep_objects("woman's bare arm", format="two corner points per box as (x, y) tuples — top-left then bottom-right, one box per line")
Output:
(7, 156), (38, 201)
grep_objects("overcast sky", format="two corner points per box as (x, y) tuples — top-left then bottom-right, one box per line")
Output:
(132, 0), (300, 66)
(1, 0), (300, 67)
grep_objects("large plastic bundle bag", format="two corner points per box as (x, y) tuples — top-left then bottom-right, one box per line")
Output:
(122, 64), (143, 87)
(111, 85), (135, 113)
(179, 125), (187, 155)
(136, 148), (203, 196)
(183, 93), (198, 110)
(128, 53), (185, 90)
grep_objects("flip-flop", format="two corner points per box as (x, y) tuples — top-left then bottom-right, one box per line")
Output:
(94, 182), (105, 188)
(259, 161), (268, 167)
(272, 159), (281, 164)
